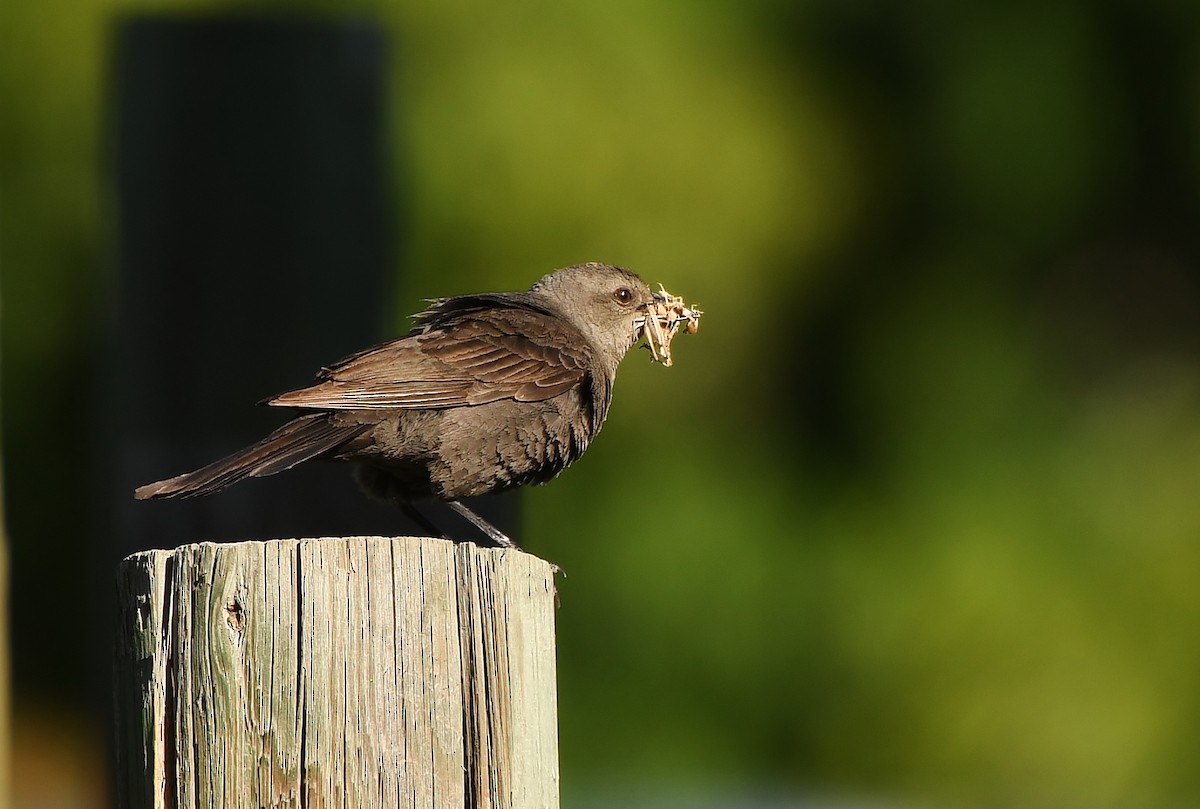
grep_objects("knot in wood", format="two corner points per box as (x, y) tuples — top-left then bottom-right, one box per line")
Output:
(225, 598), (246, 632)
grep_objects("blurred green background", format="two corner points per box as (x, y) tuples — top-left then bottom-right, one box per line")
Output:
(4, 0), (1200, 807)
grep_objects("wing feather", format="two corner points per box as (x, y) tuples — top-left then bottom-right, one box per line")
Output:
(268, 303), (591, 411)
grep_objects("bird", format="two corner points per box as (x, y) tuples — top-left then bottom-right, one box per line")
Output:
(135, 262), (673, 548)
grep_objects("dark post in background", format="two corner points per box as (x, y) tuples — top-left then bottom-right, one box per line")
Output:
(106, 16), (516, 562)
(108, 17), (398, 557)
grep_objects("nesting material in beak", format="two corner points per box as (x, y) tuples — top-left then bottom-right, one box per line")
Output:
(636, 285), (702, 367)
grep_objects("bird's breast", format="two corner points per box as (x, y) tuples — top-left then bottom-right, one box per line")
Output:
(428, 393), (593, 499)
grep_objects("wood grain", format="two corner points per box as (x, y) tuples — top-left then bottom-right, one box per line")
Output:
(114, 537), (558, 809)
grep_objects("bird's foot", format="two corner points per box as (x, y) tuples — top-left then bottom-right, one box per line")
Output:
(447, 500), (518, 549)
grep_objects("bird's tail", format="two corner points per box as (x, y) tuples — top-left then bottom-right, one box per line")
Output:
(134, 414), (369, 500)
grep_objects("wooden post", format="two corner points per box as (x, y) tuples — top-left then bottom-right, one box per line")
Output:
(113, 537), (559, 809)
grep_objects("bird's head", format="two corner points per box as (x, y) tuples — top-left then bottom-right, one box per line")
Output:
(530, 262), (658, 367)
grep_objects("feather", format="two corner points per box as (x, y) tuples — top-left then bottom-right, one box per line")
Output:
(134, 414), (369, 499)
(267, 304), (593, 411)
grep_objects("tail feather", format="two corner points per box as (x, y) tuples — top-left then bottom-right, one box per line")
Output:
(134, 414), (369, 500)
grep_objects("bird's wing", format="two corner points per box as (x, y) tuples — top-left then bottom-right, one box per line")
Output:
(267, 304), (592, 411)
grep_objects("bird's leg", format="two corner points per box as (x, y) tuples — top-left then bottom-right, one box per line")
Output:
(447, 500), (518, 549)
(401, 502), (451, 540)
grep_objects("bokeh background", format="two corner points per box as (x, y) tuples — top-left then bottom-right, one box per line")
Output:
(4, 1), (1200, 807)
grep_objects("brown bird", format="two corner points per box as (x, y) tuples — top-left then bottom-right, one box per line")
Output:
(135, 262), (670, 547)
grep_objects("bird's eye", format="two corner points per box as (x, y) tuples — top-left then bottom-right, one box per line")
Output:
(613, 287), (635, 305)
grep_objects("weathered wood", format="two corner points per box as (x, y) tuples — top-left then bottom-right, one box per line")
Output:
(113, 537), (559, 809)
